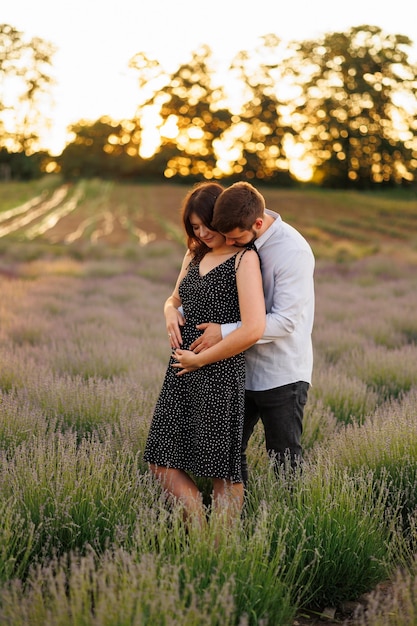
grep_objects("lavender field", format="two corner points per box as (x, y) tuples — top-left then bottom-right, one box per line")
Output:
(0, 179), (417, 625)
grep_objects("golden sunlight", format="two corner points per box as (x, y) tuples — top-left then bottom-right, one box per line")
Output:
(138, 106), (162, 158)
(284, 135), (314, 182)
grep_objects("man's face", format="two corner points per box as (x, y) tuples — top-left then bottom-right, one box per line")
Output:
(221, 227), (257, 247)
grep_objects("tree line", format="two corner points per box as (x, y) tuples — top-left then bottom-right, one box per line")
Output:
(1, 22), (417, 188)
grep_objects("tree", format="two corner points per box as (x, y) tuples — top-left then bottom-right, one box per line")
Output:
(61, 25), (417, 188)
(59, 117), (166, 180)
(0, 23), (56, 154)
(60, 118), (130, 178)
(228, 34), (298, 184)
(289, 25), (417, 188)
(129, 46), (235, 180)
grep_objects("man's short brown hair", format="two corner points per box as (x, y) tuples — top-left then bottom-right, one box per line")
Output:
(212, 182), (265, 233)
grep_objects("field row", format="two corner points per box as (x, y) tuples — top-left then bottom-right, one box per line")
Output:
(0, 179), (416, 263)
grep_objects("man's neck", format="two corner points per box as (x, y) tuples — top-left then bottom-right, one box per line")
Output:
(258, 212), (275, 237)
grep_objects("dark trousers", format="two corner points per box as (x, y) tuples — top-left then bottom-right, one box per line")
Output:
(241, 381), (309, 483)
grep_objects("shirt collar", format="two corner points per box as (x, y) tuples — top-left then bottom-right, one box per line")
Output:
(255, 208), (282, 249)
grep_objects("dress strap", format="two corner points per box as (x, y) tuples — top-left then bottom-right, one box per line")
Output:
(234, 245), (261, 272)
(234, 248), (249, 272)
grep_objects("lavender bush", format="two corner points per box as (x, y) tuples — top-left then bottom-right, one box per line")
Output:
(0, 243), (416, 624)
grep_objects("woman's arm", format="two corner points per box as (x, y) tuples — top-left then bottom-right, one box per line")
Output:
(172, 250), (265, 374)
(164, 250), (192, 348)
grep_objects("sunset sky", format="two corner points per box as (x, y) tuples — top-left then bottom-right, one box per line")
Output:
(2, 0), (417, 154)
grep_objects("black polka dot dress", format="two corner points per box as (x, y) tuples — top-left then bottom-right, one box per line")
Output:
(144, 252), (246, 483)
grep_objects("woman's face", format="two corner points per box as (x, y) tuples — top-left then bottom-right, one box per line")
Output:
(189, 212), (225, 249)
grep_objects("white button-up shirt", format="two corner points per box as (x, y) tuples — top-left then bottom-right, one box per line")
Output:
(223, 209), (315, 391)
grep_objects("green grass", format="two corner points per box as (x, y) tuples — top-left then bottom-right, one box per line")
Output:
(0, 180), (416, 624)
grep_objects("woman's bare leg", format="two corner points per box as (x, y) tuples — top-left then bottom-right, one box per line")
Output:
(149, 464), (206, 527)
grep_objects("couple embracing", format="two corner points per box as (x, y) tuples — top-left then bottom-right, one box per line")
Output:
(144, 181), (315, 528)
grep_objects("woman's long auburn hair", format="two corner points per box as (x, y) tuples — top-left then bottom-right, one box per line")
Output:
(181, 182), (225, 263)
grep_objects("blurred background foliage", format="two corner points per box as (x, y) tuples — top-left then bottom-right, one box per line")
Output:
(1, 23), (416, 189)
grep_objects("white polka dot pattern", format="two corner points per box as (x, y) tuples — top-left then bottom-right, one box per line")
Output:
(144, 253), (245, 482)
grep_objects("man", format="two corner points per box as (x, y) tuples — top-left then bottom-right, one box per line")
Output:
(190, 181), (315, 482)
